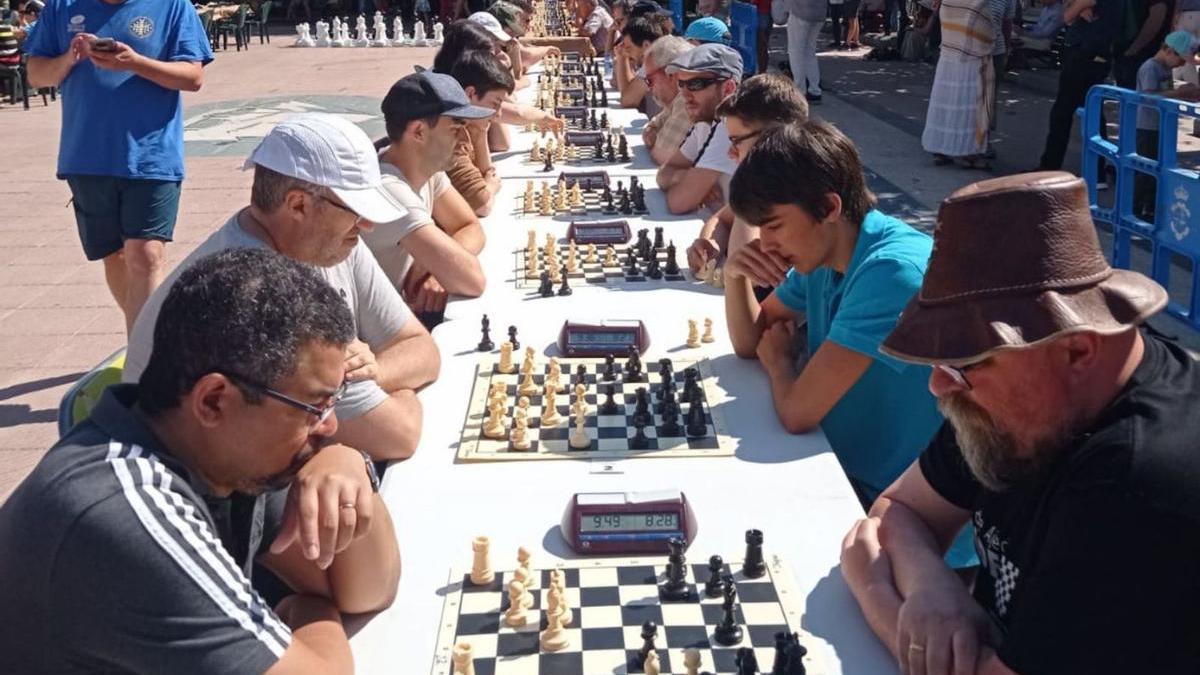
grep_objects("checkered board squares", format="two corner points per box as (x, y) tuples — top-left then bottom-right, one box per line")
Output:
(430, 554), (827, 674)
(457, 356), (733, 462)
(524, 145), (624, 166)
(513, 187), (614, 218)
(512, 245), (690, 289)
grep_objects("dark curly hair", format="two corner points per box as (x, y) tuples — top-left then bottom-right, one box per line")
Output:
(138, 248), (355, 415)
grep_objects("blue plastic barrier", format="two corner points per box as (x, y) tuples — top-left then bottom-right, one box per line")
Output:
(1082, 84), (1200, 329)
(670, 0), (684, 34)
(730, 1), (758, 75)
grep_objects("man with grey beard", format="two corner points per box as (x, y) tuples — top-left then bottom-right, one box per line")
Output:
(840, 172), (1200, 675)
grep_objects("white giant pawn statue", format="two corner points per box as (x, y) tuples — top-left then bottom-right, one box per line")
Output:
(353, 15), (369, 46)
(371, 11), (390, 46)
(334, 19), (351, 47)
(413, 19), (427, 45)
(392, 16), (407, 46)
(293, 22), (314, 47)
(314, 21), (331, 47)
(432, 20), (444, 44)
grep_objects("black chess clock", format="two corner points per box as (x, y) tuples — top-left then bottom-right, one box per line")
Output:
(560, 490), (698, 554)
(557, 319), (649, 357)
(565, 219), (631, 245)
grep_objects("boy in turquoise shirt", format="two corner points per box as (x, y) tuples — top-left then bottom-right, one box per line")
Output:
(725, 120), (974, 565)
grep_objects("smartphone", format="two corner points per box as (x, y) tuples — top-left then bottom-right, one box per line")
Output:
(90, 37), (117, 52)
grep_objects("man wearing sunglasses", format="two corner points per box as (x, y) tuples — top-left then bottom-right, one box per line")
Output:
(0, 248), (400, 674)
(842, 173), (1200, 674)
(655, 43), (742, 215)
(641, 36), (694, 166)
(125, 114), (439, 464)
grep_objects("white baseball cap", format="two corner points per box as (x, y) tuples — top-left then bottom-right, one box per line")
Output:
(468, 11), (513, 42)
(243, 113), (407, 224)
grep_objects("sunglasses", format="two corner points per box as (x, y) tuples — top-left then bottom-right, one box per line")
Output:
(677, 77), (727, 92)
(221, 371), (347, 431)
(934, 361), (985, 391)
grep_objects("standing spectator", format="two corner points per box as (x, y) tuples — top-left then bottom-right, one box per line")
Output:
(785, 0), (828, 102)
(986, 0), (1017, 158)
(843, 0), (863, 48)
(1037, 0), (1126, 170)
(754, 0), (773, 71)
(1115, 0), (1175, 88)
(921, 0), (996, 169)
(26, 0), (213, 333)
(13, 0), (40, 43)
(576, 0), (614, 55)
(830, 0), (848, 48)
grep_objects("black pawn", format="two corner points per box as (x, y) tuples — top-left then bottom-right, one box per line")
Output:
(645, 255), (662, 280)
(743, 529), (766, 579)
(576, 363), (587, 385)
(682, 367), (701, 403)
(588, 109), (597, 129)
(600, 111), (608, 129)
(659, 395), (681, 435)
(685, 398), (707, 437)
(603, 188), (616, 214)
(557, 265), (572, 296)
(665, 242), (680, 275)
(704, 555), (725, 598)
(713, 579), (743, 646)
(630, 418), (649, 449)
(605, 141), (616, 163)
(653, 227), (665, 250)
(477, 314), (494, 351)
(594, 135), (604, 159)
(633, 387), (651, 426)
(507, 325), (519, 350)
(600, 383), (619, 414)
(538, 271), (555, 297)
(625, 249), (640, 277)
(619, 190), (632, 215)
(543, 150), (554, 172)
(636, 620), (658, 665)
(619, 134), (630, 161)
(625, 346), (644, 382)
(603, 354), (616, 381)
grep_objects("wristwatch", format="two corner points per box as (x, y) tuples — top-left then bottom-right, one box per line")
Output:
(359, 450), (380, 493)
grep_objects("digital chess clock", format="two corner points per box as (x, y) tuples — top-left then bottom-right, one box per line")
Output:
(558, 170), (609, 190)
(564, 130), (603, 147)
(558, 319), (649, 357)
(561, 490), (697, 554)
(555, 106), (587, 122)
(566, 219), (631, 245)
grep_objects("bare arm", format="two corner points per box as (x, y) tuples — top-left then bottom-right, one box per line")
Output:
(1062, 0), (1094, 24)
(264, 595), (354, 675)
(759, 336), (873, 433)
(725, 285), (794, 358)
(27, 32), (88, 88)
(401, 223), (486, 297)
(89, 40), (204, 91)
(375, 319), (440, 391)
(660, 166), (722, 214)
(432, 187), (486, 255)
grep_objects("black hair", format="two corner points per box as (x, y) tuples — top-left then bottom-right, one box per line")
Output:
(138, 248), (355, 415)
(449, 49), (516, 96)
(432, 20), (498, 74)
(624, 16), (664, 46)
(729, 120), (876, 227)
(716, 73), (809, 125)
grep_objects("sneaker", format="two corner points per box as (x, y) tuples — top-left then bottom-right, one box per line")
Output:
(806, 93), (823, 103)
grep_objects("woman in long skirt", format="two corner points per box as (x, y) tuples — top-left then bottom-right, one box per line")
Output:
(920, 0), (996, 168)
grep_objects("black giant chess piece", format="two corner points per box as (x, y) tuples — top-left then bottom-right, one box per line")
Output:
(704, 555), (726, 598)
(477, 314), (494, 352)
(743, 529), (766, 579)
(713, 577), (744, 646)
(661, 536), (691, 601)
(557, 265), (573, 296)
(507, 325), (519, 350)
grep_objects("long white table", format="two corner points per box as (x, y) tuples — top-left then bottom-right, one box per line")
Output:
(349, 65), (897, 674)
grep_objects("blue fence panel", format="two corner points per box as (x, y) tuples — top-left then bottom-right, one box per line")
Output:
(729, 1), (758, 75)
(669, 0), (684, 34)
(1082, 84), (1200, 329)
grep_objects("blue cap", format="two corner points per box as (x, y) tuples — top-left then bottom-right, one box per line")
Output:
(382, 71), (495, 121)
(684, 17), (731, 45)
(1166, 30), (1196, 57)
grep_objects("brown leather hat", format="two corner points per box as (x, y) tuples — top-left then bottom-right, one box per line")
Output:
(881, 172), (1167, 366)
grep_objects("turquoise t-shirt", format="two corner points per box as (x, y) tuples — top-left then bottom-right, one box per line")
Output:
(772, 210), (976, 567)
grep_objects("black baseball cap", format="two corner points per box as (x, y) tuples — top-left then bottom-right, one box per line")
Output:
(630, 0), (672, 17)
(381, 72), (495, 122)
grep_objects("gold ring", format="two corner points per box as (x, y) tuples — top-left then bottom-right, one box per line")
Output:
(909, 644), (926, 653)
(339, 502), (356, 509)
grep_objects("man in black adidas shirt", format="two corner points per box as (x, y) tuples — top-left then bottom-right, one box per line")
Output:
(840, 172), (1200, 675)
(0, 248), (400, 674)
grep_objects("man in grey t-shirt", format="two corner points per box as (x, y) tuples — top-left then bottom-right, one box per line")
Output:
(125, 114), (439, 462)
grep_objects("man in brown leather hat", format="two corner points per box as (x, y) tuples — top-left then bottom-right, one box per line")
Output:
(840, 171), (1200, 675)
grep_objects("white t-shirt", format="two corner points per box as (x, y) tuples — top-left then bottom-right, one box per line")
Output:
(123, 212), (414, 419)
(362, 161), (452, 288)
(679, 119), (737, 202)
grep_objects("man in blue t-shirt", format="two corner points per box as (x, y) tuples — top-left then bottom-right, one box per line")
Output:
(26, 0), (213, 333)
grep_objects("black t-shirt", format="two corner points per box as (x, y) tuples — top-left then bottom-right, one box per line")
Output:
(1126, 0), (1176, 61)
(920, 331), (1200, 675)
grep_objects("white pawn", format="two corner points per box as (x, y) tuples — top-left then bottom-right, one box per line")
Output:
(510, 411), (531, 450)
(433, 21), (444, 43)
(644, 651), (661, 675)
(517, 546), (533, 581)
(702, 318), (715, 343)
(518, 367), (538, 397)
(452, 642), (476, 675)
(586, 243), (597, 263)
(686, 319), (701, 348)
(470, 536), (494, 585)
(682, 647), (702, 675)
(482, 400), (506, 439)
(541, 383), (561, 426)
(503, 580), (528, 627)
(569, 408), (590, 449)
(512, 567), (535, 608)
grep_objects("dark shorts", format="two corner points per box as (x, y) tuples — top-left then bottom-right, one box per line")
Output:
(65, 175), (182, 261)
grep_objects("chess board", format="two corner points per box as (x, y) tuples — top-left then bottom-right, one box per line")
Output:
(512, 244), (691, 289)
(430, 553), (827, 674)
(457, 356), (733, 462)
(513, 186), (616, 218)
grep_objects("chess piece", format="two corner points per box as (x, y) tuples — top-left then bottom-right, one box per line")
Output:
(644, 651), (661, 675)
(476, 315), (494, 352)
(293, 22), (315, 47)
(645, 255), (662, 280)
(503, 580), (528, 627)
(539, 186), (553, 215)
(686, 319), (701, 348)
(543, 149), (554, 173)
(452, 642), (476, 675)
(661, 537), (690, 600)
(370, 11), (390, 45)
(665, 242), (680, 275)
(686, 398), (707, 437)
(530, 138), (542, 162)
(539, 607), (570, 651)
(702, 318), (715, 343)
(705, 555), (726, 597)
(518, 367), (538, 397)
(585, 242), (598, 263)
(683, 648), (702, 675)
(619, 134), (630, 161)
(507, 326), (520, 350)
(570, 183), (583, 207)
(743, 529), (766, 578)
(482, 400), (506, 439)
(516, 395), (531, 416)
(498, 341), (515, 373)
(735, 647), (759, 675)
(600, 383), (619, 415)
(413, 19), (426, 43)
(469, 536), (494, 585)
(432, 20), (444, 43)
(353, 14), (369, 46)
(548, 582), (573, 626)
(391, 16), (404, 44)
(517, 546), (533, 580)
(538, 271), (555, 297)
(555, 184), (569, 212)
(542, 384), (561, 425)
(630, 417), (649, 449)
(653, 226), (665, 250)
(512, 567), (536, 607)
(566, 240), (578, 272)
(557, 265), (572, 295)
(569, 404), (590, 449)
(547, 357), (564, 392)
(625, 346), (644, 382)
(636, 621), (658, 666)
(314, 20), (331, 47)
(604, 245), (618, 267)
(510, 412), (531, 450)
(714, 578), (744, 646)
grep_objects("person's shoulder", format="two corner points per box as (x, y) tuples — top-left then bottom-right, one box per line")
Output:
(855, 211), (933, 273)
(380, 164), (426, 206)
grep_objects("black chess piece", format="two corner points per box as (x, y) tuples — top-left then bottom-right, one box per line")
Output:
(633, 184), (648, 214)
(543, 150), (554, 172)
(576, 363), (587, 384)
(588, 109), (598, 130)
(590, 88), (599, 107)
(605, 140), (616, 163)
(507, 325), (519, 350)
(618, 191), (632, 215)
(618, 134), (630, 161)
(773, 631), (797, 675)
(625, 346), (644, 382)
(603, 354), (616, 381)
(660, 392), (681, 429)
(625, 249), (640, 277)
(653, 227), (665, 250)
(557, 265), (573, 296)
(638, 229), (652, 260)
(538, 271), (555, 297)
(704, 555), (726, 598)
(714, 578), (743, 646)
(645, 256), (662, 279)
(477, 314), (494, 352)
(743, 529), (766, 579)
(600, 383), (619, 414)
(736, 647), (760, 675)
(785, 639), (808, 675)
(686, 398), (707, 437)
(633, 387), (651, 426)
(635, 621), (658, 666)
(600, 111), (608, 128)
(602, 187), (616, 214)
(661, 536), (690, 600)
(664, 241), (680, 275)
(682, 367), (702, 403)
(594, 135), (604, 159)
(630, 418), (649, 449)
(656, 367), (675, 401)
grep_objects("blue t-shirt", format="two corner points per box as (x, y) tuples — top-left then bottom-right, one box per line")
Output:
(26, 0), (213, 180)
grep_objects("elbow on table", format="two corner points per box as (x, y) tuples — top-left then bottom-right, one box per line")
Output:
(779, 411), (820, 435)
(732, 341), (758, 360)
(666, 191), (699, 215)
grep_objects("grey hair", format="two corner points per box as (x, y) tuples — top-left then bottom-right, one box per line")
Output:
(644, 35), (692, 70)
(250, 164), (326, 212)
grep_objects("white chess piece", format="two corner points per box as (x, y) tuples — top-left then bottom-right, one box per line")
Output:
(293, 22), (315, 47)
(644, 651), (661, 675)
(391, 16), (406, 46)
(414, 20), (427, 45)
(314, 21), (331, 47)
(702, 318), (715, 343)
(469, 536), (494, 585)
(569, 409), (590, 449)
(371, 11), (390, 46)
(683, 647), (702, 674)
(686, 319), (701, 348)
(539, 608), (569, 651)
(353, 15), (369, 46)
(452, 642), (476, 675)
(433, 21), (444, 43)
(503, 580), (528, 627)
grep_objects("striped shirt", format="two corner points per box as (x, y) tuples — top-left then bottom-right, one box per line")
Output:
(0, 385), (290, 674)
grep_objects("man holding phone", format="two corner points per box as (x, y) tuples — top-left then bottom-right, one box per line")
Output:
(25, 0), (213, 333)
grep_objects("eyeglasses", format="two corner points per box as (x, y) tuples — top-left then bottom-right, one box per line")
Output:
(313, 193), (364, 226)
(727, 129), (762, 147)
(677, 77), (727, 92)
(934, 362), (985, 391)
(221, 371), (347, 430)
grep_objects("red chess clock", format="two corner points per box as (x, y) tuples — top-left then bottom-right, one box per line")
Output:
(561, 490), (698, 554)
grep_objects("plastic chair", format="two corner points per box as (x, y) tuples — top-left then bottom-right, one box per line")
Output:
(214, 4), (251, 51)
(56, 349), (126, 438)
(245, 1), (273, 43)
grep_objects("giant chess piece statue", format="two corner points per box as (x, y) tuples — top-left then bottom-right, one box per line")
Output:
(432, 20), (444, 44)
(370, 11), (390, 46)
(293, 22), (315, 47)
(392, 16), (407, 46)
(332, 18), (351, 47)
(413, 19), (427, 45)
(314, 20), (331, 47)
(353, 14), (369, 46)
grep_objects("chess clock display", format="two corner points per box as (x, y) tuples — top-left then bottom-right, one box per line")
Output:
(558, 319), (649, 357)
(561, 490), (698, 554)
(565, 219), (631, 245)
(558, 170), (609, 190)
